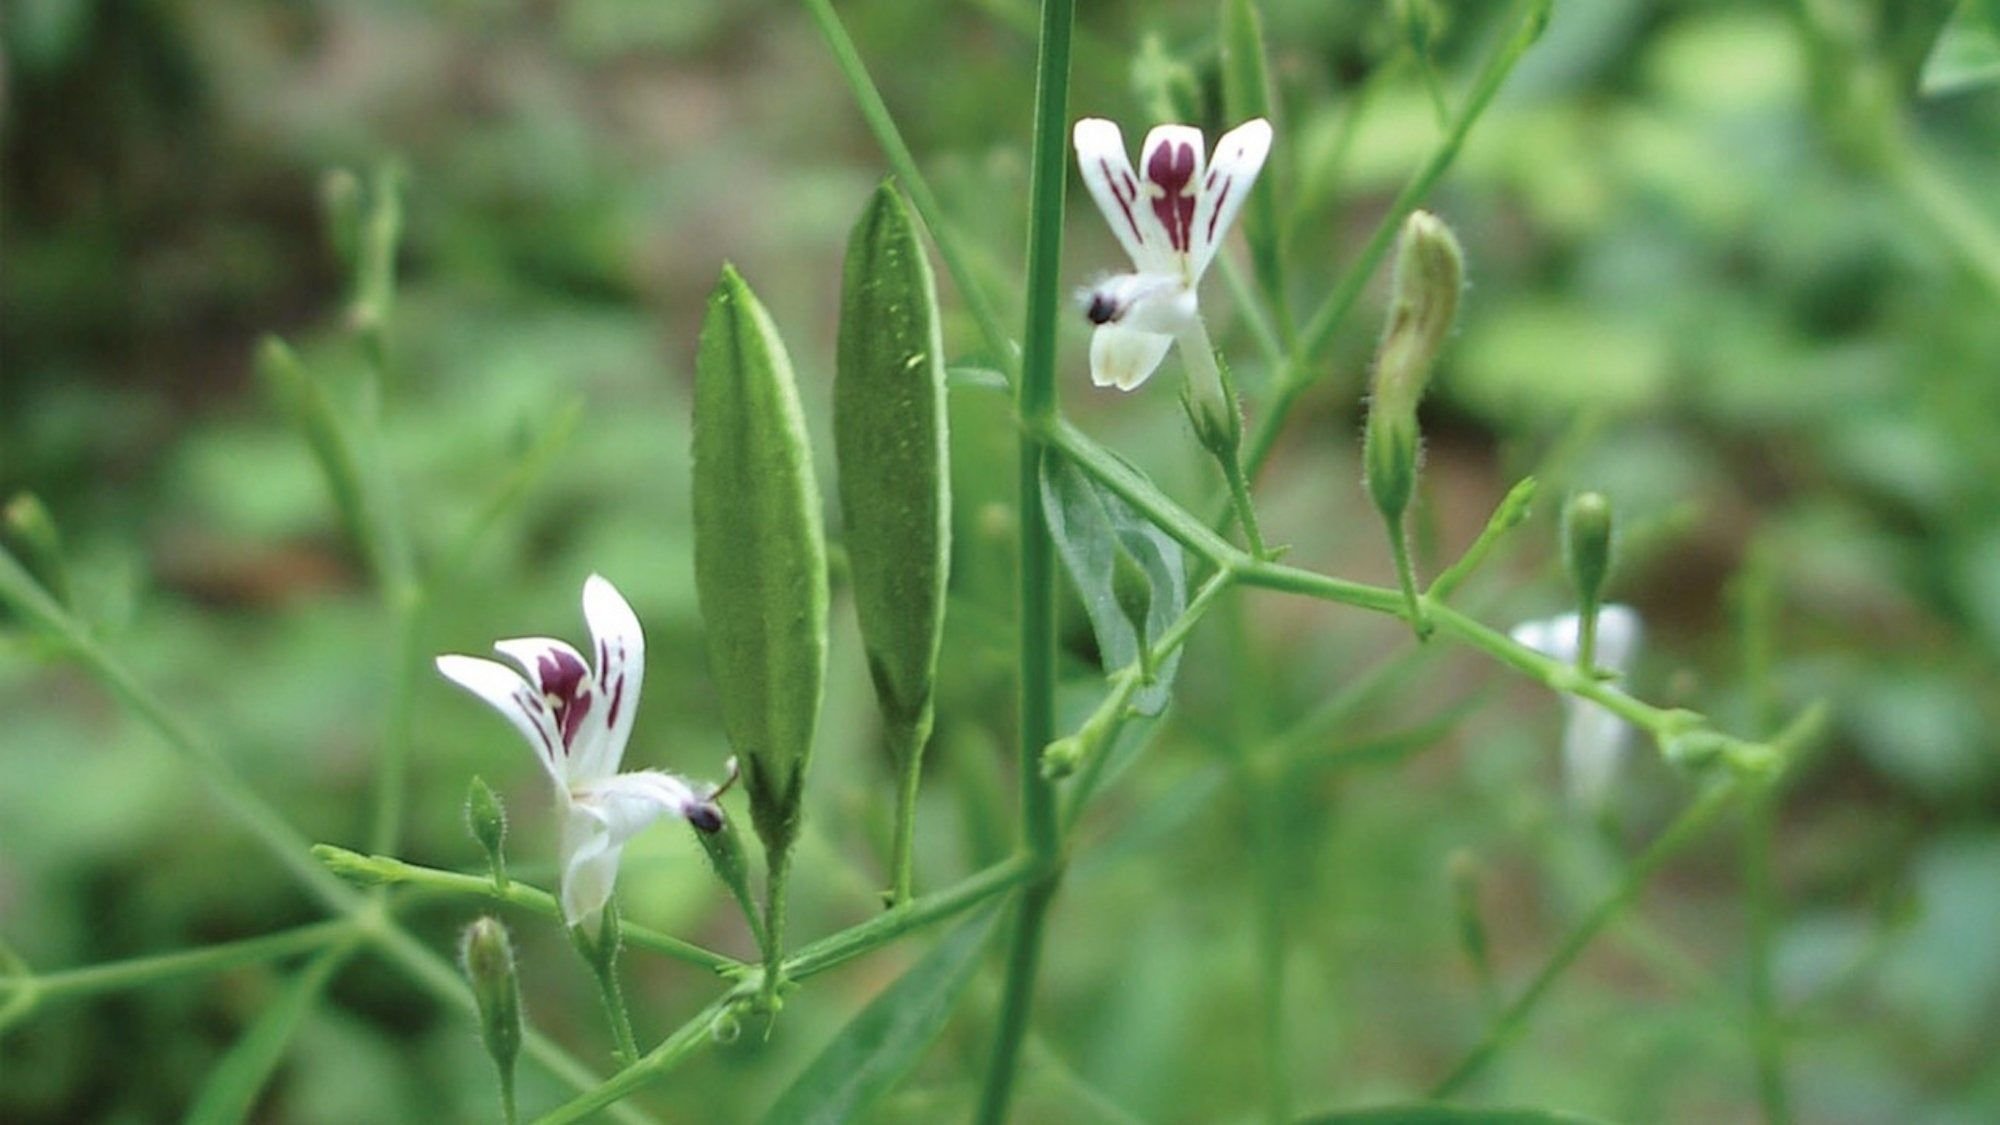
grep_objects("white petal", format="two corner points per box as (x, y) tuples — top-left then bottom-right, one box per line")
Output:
(492, 635), (606, 776)
(557, 800), (620, 934)
(1089, 323), (1175, 390)
(1509, 605), (1643, 674)
(558, 770), (716, 931)
(1562, 699), (1634, 811)
(581, 574), (645, 781)
(1592, 604), (1643, 671)
(1188, 118), (1272, 280)
(435, 655), (566, 787)
(1074, 118), (1178, 277)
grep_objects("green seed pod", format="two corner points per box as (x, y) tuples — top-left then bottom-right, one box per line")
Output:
(693, 266), (829, 862)
(464, 776), (508, 890)
(834, 182), (949, 751)
(458, 916), (521, 1113)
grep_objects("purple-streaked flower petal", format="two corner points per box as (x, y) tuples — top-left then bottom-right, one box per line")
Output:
(1188, 118), (1271, 280)
(1137, 124), (1206, 276)
(435, 655), (565, 786)
(493, 636), (602, 770)
(1074, 118), (1179, 277)
(580, 574), (645, 782)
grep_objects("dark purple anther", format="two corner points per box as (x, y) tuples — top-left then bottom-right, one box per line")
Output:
(687, 803), (724, 833)
(1086, 291), (1119, 325)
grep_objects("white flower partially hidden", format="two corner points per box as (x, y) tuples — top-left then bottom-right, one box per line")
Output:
(1510, 605), (1644, 812)
(437, 575), (723, 935)
(1072, 117), (1272, 395)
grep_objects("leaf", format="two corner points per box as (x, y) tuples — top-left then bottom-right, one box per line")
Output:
(758, 907), (1001, 1125)
(185, 943), (354, 1125)
(835, 181), (951, 742)
(1921, 2), (2000, 95)
(693, 266), (830, 854)
(1040, 453), (1188, 716)
(1297, 1106), (1616, 1125)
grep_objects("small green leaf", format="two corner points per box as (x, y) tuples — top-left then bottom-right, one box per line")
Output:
(759, 907), (1001, 1125)
(835, 181), (951, 744)
(185, 943), (355, 1125)
(1041, 454), (1188, 716)
(694, 266), (830, 857)
(1297, 1106), (1615, 1125)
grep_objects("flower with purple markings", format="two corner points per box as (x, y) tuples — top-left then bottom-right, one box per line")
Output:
(1072, 117), (1271, 408)
(437, 575), (723, 936)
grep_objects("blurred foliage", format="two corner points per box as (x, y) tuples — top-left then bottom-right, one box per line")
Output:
(3, 0), (1999, 1121)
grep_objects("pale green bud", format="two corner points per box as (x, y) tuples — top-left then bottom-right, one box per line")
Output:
(1365, 210), (1464, 523)
(464, 776), (508, 890)
(458, 916), (522, 1104)
(1562, 491), (1614, 625)
(4, 492), (71, 608)
(320, 169), (363, 270)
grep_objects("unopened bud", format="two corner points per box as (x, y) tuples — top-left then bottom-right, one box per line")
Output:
(1563, 492), (1614, 665)
(1041, 735), (1084, 780)
(321, 169), (363, 269)
(464, 776), (508, 890)
(1365, 211), (1463, 523)
(459, 916), (522, 1107)
(4, 492), (72, 608)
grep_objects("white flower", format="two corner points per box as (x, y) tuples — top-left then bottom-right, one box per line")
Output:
(1072, 117), (1272, 396)
(437, 575), (722, 936)
(1510, 605), (1644, 812)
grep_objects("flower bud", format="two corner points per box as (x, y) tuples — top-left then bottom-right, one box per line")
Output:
(458, 916), (522, 1111)
(320, 168), (363, 270)
(464, 776), (508, 890)
(1447, 849), (1495, 1006)
(1562, 491), (1614, 668)
(1364, 210), (1464, 524)
(3, 492), (72, 608)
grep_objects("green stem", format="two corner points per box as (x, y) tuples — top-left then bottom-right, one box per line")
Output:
(788, 854), (1038, 981)
(1220, 450), (1270, 560)
(886, 711), (934, 909)
(0, 921), (353, 1027)
(802, 0), (1016, 370)
(533, 995), (733, 1125)
(309, 846), (740, 973)
(1430, 781), (1740, 1097)
(1743, 786), (1792, 1124)
(980, 0), (1076, 1118)
(761, 847), (794, 1009)
(592, 951), (639, 1068)
(1428, 478), (1538, 603)
(1385, 518), (1430, 639)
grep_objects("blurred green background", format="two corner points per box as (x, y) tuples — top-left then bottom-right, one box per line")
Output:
(4, 0), (1999, 1121)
